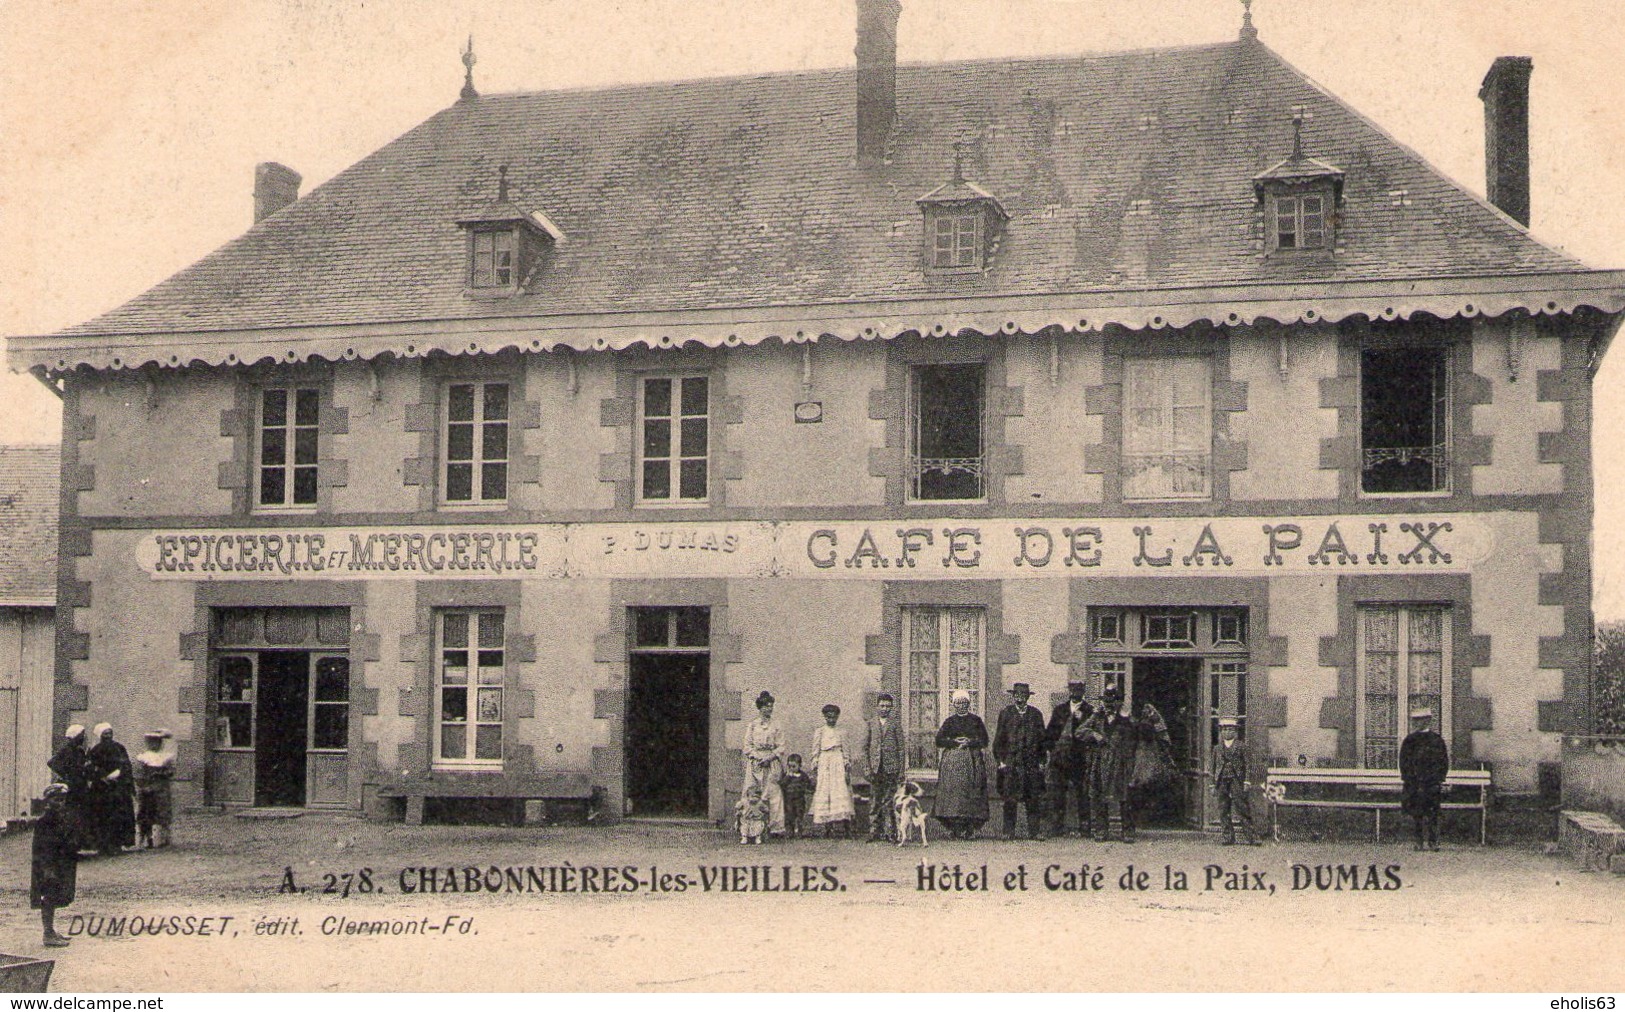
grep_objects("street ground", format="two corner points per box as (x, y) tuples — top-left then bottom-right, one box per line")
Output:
(1, 811), (1619, 992)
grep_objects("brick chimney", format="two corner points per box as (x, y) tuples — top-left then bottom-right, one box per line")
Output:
(1479, 56), (1532, 226)
(856, 0), (902, 165)
(254, 162), (303, 223)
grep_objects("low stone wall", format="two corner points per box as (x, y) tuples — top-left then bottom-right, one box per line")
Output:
(1561, 735), (1625, 825)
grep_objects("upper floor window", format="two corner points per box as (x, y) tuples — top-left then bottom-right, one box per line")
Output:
(1273, 192), (1327, 250)
(909, 363), (984, 501)
(470, 229), (516, 289)
(443, 381), (509, 505)
(639, 376), (709, 504)
(258, 387), (319, 508)
(1122, 356), (1212, 501)
(1361, 347), (1450, 494)
(932, 213), (982, 271)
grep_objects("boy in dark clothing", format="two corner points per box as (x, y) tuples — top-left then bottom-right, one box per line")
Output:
(780, 753), (813, 838)
(1211, 718), (1260, 846)
(32, 783), (78, 948)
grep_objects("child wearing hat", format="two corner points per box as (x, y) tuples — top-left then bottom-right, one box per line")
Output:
(133, 729), (176, 848)
(31, 783), (78, 947)
(1211, 718), (1260, 846)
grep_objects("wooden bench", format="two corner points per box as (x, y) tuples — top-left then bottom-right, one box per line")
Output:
(1264, 767), (1492, 845)
(376, 773), (602, 826)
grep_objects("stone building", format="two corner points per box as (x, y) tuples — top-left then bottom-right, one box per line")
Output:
(9, 5), (1625, 826)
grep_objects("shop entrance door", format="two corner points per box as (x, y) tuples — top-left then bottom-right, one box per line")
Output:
(625, 607), (711, 817)
(255, 651), (309, 807)
(1130, 656), (1202, 828)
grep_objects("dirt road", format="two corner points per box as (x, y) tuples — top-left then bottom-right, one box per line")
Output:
(2, 812), (1619, 991)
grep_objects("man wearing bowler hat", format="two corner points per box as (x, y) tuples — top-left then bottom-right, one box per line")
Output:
(1044, 679), (1095, 838)
(993, 682), (1048, 840)
(1211, 718), (1260, 846)
(1400, 707), (1449, 851)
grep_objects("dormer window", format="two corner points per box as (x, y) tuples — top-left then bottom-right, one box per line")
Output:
(1254, 117), (1343, 256)
(933, 212), (982, 270)
(456, 165), (566, 296)
(1274, 191), (1327, 250)
(916, 151), (1007, 276)
(471, 229), (517, 288)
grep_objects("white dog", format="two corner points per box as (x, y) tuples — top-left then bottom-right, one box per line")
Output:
(893, 780), (928, 847)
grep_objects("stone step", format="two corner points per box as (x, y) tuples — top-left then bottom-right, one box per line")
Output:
(1558, 809), (1625, 872)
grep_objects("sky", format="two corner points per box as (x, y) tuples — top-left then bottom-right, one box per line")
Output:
(3, 0), (1624, 610)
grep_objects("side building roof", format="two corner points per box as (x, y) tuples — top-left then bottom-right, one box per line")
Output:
(0, 446), (59, 608)
(11, 37), (1625, 373)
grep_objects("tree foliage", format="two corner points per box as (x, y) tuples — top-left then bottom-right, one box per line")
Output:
(1594, 621), (1625, 735)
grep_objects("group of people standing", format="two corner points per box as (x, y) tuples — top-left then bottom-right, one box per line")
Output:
(930, 680), (1218, 843)
(33, 723), (176, 948)
(737, 680), (1262, 846)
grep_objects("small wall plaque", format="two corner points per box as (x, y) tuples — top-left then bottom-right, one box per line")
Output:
(793, 401), (823, 424)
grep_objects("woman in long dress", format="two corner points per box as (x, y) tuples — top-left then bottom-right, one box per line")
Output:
(932, 689), (990, 840)
(87, 723), (136, 856)
(741, 691), (787, 837)
(808, 704), (855, 838)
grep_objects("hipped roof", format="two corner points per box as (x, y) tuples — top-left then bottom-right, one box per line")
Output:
(12, 36), (1625, 374)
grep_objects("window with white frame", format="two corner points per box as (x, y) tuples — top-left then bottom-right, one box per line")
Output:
(258, 387), (319, 508)
(1356, 605), (1449, 769)
(639, 376), (709, 503)
(931, 212), (982, 271)
(1361, 346), (1450, 494)
(1273, 192), (1328, 250)
(443, 382), (509, 504)
(435, 610), (505, 768)
(470, 228), (517, 289)
(903, 606), (984, 770)
(909, 363), (985, 501)
(1121, 356), (1212, 500)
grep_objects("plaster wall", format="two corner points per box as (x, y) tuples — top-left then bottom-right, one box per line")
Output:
(1230, 326), (1339, 502)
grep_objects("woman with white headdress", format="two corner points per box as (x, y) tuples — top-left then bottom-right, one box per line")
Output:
(87, 723), (136, 855)
(47, 725), (94, 839)
(932, 689), (990, 840)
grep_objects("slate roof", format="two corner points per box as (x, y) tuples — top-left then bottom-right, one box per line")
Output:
(41, 38), (1598, 343)
(0, 446), (59, 607)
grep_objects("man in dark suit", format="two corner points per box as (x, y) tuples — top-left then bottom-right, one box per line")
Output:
(1400, 707), (1449, 851)
(1044, 679), (1094, 838)
(864, 693), (906, 842)
(994, 682), (1049, 840)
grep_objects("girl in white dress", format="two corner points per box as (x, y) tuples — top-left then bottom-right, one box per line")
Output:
(809, 704), (855, 837)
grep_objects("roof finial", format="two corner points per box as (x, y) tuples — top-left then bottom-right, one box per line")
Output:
(497, 164), (509, 203)
(1240, 0), (1258, 40)
(1291, 109), (1304, 160)
(460, 35), (479, 102)
(951, 141), (965, 184)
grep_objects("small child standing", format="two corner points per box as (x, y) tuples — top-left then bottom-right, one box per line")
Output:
(133, 729), (175, 848)
(31, 783), (78, 948)
(1212, 718), (1260, 846)
(781, 754), (812, 839)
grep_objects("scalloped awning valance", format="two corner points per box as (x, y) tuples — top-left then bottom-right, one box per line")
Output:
(11, 270), (1625, 376)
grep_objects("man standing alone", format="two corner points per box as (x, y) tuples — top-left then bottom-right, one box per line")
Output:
(994, 683), (1048, 841)
(865, 693), (905, 842)
(1400, 707), (1449, 851)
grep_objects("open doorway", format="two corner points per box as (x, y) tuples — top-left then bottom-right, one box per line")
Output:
(625, 607), (710, 817)
(1131, 655), (1201, 828)
(255, 651), (309, 807)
